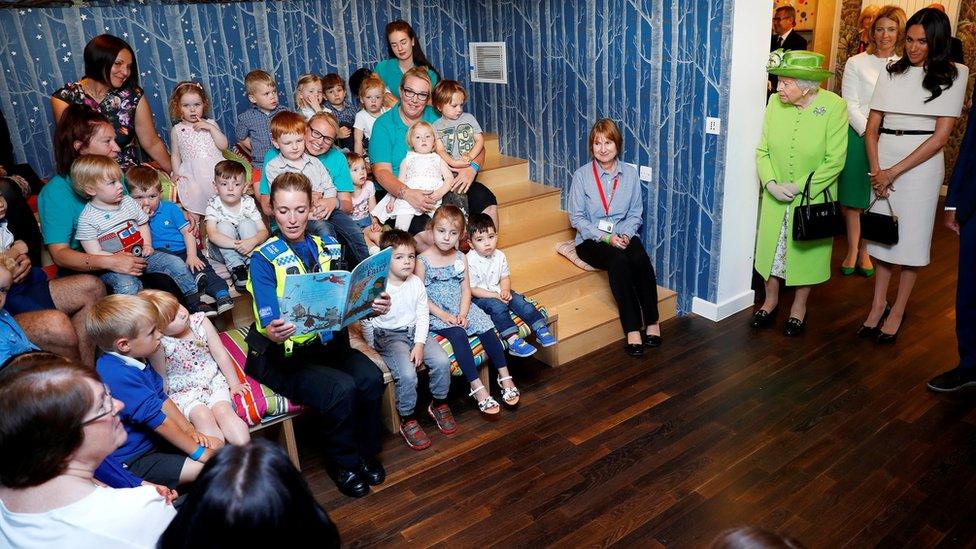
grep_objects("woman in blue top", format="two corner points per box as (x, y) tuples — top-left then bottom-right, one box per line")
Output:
(374, 20), (440, 105)
(568, 119), (661, 357)
(244, 172), (391, 499)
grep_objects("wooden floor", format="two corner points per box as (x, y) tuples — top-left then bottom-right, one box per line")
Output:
(290, 216), (976, 548)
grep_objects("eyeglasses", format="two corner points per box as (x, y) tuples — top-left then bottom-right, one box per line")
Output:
(400, 86), (430, 102)
(308, 127), (335, 146)
(772, 16), (792, 22)
(82, 383), (116, 425)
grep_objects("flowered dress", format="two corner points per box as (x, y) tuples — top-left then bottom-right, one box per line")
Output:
(420, 252), (494, 335)
(173, 120), (224, 215)
(52, 81), (144, 170)
(160, 312), (231, 416)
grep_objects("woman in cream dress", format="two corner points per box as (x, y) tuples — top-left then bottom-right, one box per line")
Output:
(858, 7), (968, 342)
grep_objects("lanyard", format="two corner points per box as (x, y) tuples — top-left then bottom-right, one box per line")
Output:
(591, 161), (619, 216)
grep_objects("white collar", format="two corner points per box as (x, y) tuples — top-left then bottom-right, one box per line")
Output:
(107, 351), (147, 370)
(779, 29), (793, 40)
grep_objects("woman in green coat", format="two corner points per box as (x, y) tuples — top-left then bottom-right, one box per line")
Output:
(751, 50), (848, 336)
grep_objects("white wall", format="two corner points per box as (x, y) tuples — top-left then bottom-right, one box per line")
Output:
(692, 0), (773, 321)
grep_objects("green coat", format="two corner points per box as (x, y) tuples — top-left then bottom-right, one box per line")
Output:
(755, 90), (848, 286)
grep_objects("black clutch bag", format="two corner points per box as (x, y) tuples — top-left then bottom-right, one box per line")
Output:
(860, 196), (899, 245)
(792, 172), (844, 241)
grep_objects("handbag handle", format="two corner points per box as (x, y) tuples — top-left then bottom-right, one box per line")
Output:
(866, 195), (896, 216)
(798, 172), (835, 206)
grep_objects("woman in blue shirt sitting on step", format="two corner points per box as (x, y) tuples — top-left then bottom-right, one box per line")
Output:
(568, 119), (662, 357)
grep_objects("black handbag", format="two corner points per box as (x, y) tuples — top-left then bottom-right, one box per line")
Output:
(792, 172), (844, 241)
(860, 196), (899, 245)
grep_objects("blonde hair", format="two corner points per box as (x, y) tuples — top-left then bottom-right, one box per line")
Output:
(0, 260), (14, 283)
(307, 111), (339, 135)
(138, 289), (180, 328)
(69, 154), (122, 198)
(432, 80), (467, 112)
(244, 69), (276, 96)
(168, 81), (211, 123)
(294, 74), (322, 110)
(400, 66), (432, 94)
(867, 5), (908, 55)
(406, 120), (435, 150)
(86, 294), (158, 351)
(358, 74), (386, 101)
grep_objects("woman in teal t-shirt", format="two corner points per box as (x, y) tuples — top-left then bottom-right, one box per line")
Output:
(374, 20), (440, 104)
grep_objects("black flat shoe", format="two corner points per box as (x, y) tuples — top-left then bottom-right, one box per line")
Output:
(927, 368), (976, 392)
(750, 309), (775, 329)
(783, 317), (805, 337)
(877, 330), (898, 344)
(644, 334), (663, 348)
(360, 456), (386, 486)
(856, 305), (890, 338)
(335, 468), (370, 498)
(624, 343), (645, 357)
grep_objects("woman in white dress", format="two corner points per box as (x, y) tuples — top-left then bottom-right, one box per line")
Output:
(859, 7), (969, 342)
(838, 6), (905, 277)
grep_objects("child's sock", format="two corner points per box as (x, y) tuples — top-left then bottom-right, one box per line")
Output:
(431, 397), (448, 407)
(399, 413), (416, 423)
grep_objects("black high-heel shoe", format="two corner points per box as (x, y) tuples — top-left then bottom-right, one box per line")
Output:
(856, 304), (890, 338)
(877, 313), (903, 344)
(783, 316), (806, 337)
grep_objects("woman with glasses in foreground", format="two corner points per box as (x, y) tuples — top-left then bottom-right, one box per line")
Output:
(0, 353), (176, 548)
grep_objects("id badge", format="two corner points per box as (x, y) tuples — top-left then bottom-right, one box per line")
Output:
(598, 219), (614, 234)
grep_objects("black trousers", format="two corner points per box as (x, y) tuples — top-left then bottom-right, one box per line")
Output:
(576, 236), (660, 333)
(958, 218), (975, 372)
(244, 328), (384, 469)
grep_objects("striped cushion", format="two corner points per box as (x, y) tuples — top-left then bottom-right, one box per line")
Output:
(218, 327), (301, 426)
(434, 300), (548, 377)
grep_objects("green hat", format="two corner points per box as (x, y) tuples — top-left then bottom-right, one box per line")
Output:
(767, 48), (832, 82)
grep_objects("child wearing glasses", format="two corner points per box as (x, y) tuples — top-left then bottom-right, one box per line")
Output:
(89, 294), (222, 488)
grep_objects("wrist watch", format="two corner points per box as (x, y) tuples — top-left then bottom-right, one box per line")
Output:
(397, 186), (407, 200)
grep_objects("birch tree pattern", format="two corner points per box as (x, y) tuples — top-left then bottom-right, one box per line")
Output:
(0, 0), (734, 313)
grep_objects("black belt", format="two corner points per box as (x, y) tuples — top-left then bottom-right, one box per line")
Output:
(880, 127), (934, 136)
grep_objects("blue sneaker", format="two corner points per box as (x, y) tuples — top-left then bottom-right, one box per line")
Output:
(535, 326), (557, 347)
(507, 336), (537, 357)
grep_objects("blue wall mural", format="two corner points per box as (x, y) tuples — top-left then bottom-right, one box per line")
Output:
(0, 0), (734, 312)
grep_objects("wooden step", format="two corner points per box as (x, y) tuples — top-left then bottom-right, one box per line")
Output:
(542, 286), (678, 366)
(483, 132), (499, 160)
(497, 210), (571, 248)
(491, 179), (561, 208)
(478, 156), (529, 184)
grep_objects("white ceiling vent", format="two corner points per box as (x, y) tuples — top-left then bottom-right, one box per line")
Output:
(469, 42), (508, 84)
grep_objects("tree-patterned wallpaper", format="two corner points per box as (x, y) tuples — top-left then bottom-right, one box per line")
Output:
(0, 0), (735, 313)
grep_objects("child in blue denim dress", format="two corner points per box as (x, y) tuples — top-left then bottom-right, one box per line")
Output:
(415, 205), (520, 415)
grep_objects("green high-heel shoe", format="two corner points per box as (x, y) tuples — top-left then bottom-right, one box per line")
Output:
(839, 265), (855, 276)
(856, 265), (875, 277)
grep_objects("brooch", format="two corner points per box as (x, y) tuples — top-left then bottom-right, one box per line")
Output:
(813, 106), (826, 116)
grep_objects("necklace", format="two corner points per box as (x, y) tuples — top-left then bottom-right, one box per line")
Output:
(81, 79), (108, 104)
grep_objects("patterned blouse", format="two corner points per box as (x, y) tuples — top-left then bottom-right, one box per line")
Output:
(52, 80), (145, 169)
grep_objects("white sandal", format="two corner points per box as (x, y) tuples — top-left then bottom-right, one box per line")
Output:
(497, 376), (520, 405)
(468, 385), (499, 414)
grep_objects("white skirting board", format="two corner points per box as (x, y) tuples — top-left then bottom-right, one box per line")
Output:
(691, 290), (755, 322)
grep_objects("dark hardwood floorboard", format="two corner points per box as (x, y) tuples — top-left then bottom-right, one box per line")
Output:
(298, 211), (975, 547)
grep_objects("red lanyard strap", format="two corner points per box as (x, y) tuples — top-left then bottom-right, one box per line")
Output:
(591, 161), (619, 216)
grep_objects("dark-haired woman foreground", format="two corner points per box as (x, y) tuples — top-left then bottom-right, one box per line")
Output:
(159, 440), (339, 548)
(857, 7), (968, 342)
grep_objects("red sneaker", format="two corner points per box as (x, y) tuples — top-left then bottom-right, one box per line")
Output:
(427, 402), (458, 434)
(399, 419), (432, 450)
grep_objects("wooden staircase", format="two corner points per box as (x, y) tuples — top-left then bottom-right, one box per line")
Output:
(478, 134), (677, 366)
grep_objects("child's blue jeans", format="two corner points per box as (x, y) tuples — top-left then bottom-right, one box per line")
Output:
(307, 211), (369, 267)
(472, 290), (547, 339)
(372, 327), (451, 417)
(100, 251), (197, 296)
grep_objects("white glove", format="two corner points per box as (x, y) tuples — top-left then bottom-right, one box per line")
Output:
(765, 181), (798, 202)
